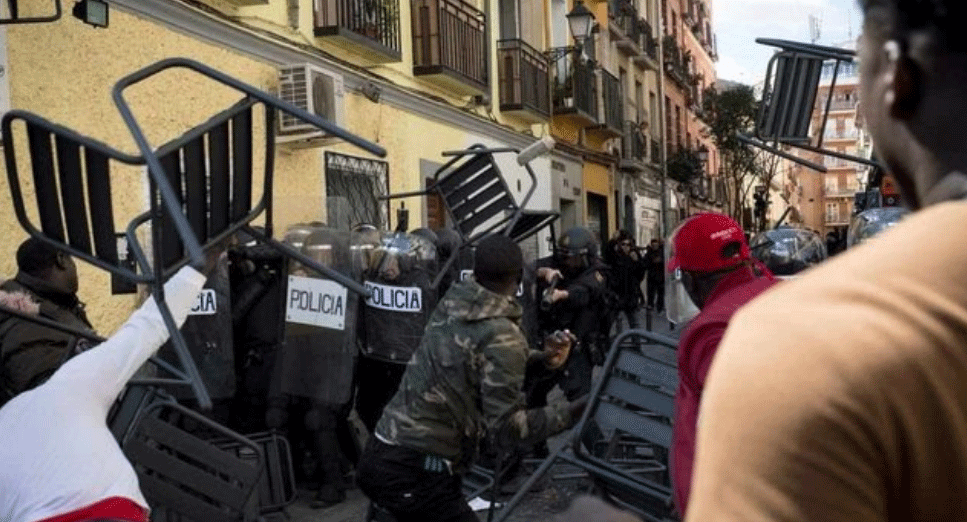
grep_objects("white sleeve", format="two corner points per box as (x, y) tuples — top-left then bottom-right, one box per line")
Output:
(47, 266), (208, 409)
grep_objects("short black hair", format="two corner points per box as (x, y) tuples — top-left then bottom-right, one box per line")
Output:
(16, 237), (61, 276)
(861, 0), (966, 51)
(474, 235), (523, 288)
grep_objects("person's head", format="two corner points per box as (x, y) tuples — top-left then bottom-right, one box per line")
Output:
(555, 227), (598, 276)
(614, 230), (635, 254)
(666, 213), (752, 308)
(473, 234), (523, 296)
(858, 0), (967, 210)
(16, 237), (79, 294)
(649, 238), (659, 248)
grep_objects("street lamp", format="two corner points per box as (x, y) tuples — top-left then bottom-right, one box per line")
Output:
(547, 1), (596, 62)
(566, 1), (594, 47)
(696, 144), (710, 168)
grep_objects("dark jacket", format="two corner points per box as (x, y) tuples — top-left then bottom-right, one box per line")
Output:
(609, 251), (647, 310)
(644, 245), (665, 282)
(672, 267), (778, 516)
(533, 256), (612, 350)
(0, 273), (93, 400)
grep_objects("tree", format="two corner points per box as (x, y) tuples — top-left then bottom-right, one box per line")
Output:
(701, 83), (778, 226)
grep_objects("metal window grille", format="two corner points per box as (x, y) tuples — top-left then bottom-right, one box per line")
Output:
(325, 151), (389, 229)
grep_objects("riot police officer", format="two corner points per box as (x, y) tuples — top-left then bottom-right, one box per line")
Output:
(525, 227), (612, 424)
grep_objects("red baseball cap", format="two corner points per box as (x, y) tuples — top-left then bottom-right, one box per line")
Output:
(667, 213), (751, 273)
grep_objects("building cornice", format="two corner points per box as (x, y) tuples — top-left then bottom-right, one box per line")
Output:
(111, 0), (538, 149)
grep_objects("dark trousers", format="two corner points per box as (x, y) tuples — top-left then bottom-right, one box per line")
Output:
(647, 277), (665, 311)
(525, 345), (593, 407)
(618, 307), (641, 330)
(356, 355), (408, 433)
(357, 438), (478, 522)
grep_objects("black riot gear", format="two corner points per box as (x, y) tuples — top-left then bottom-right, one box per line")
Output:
(555, 227), (598, 278)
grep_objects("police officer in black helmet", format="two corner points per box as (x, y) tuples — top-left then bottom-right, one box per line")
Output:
(524, 227), (610, 446)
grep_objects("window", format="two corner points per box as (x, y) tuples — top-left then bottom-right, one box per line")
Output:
(825, 175), (838, 193)
(825, 202), (840, 223)
(325, 152), (390, 229)
(498, 0), (520, 39)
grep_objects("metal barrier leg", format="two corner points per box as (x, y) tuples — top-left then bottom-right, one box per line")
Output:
(492, 442), (571, 522)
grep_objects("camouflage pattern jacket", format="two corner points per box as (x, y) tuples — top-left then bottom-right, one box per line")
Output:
(375, 279), (573, 473)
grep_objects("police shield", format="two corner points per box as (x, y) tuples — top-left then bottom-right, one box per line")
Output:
(275, 224), (359, 405)
(358, 231), (438, 364)
(750, 226), (828, 277)
(847, 207), (908, 248)
(159, 248), (236, 403)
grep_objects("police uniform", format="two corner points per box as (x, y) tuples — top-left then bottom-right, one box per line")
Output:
(526, 255), (611, 407)
(356, 279), (574, 521)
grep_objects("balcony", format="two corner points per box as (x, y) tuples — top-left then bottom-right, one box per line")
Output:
(315, 0), (402, 63)
(824, 99), (857, 112)
(822, 129), (859, 141)
(619, 120), (647, 172)
(663, 36), (689, 89)
(650, 135), (661, 166)
(552, 57), (598, 127)
(411, 0), (488, 95)
(633, 18), (659, 70)
(497, 39), (551, 122)
(825, 187), (860, 198)
(586, 69), (623, 138)
(608, 0), (640, 55)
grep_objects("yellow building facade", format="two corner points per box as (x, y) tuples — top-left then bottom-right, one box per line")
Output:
(1, 0), (679, 330)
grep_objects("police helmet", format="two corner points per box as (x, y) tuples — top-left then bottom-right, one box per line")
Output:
(556, 227), (599, 258)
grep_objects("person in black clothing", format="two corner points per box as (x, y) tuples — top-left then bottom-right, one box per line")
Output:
(644, 238), (665, 313)
(527, 227), (611, 406)
(0, 238), (94, 404)
(605, 230), (647, 330)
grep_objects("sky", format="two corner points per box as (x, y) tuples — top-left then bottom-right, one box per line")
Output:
(713, 0), (862, 85)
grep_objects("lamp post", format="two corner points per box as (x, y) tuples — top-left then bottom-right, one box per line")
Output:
(696, 144), (709, 167)
(546, 1), (596, 62)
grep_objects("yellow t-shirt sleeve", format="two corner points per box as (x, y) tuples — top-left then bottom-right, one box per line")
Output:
(684, 312), (887, 522)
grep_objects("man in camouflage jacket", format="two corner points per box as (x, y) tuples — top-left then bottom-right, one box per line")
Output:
(357, 234), (586, 522)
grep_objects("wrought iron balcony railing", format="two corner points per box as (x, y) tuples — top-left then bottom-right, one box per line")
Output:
(663, 36), (689, 87)
(621, 120), (646, 162)
(497, 39), (550, 118)
(315, 0), (402, 58)
(412, 0), (488, 91)
(601, 70), (623, 133)
(553, 57), (598, 121)
(639, 18), (658, 61)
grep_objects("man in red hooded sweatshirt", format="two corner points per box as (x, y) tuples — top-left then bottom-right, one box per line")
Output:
(666, 213), (778, 517)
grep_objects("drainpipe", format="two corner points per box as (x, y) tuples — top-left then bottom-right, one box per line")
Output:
(656, 0), (669, 239)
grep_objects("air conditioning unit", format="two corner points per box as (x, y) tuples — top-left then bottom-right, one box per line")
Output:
(277, 64), (345, 147)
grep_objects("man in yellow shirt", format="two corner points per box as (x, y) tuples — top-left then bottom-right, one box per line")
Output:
(682, 1), (967, 521)
(556, 2), (967, 521)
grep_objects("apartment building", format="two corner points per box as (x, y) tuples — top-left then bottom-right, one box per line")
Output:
(792, 55), (871, 236)
(547, 0), (663, 245)
(660, 0), (720, 225)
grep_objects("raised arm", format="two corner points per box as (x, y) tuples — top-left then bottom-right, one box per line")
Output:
(48, 267), (208, 409)
(480, 321), (574, 451)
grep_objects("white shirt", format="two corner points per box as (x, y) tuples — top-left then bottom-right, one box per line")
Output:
(0, 267), (207, 522)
